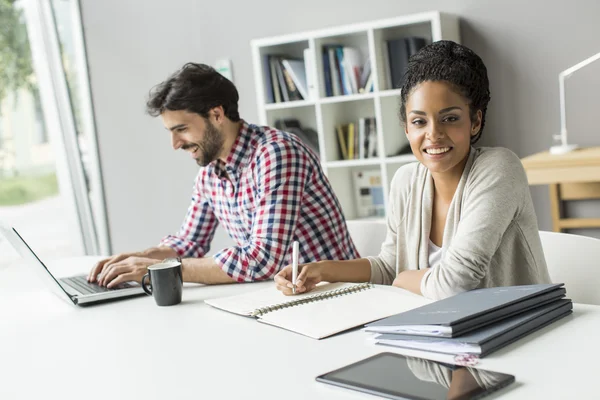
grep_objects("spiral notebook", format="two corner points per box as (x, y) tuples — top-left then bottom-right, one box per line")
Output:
(205, 282), (430, 339)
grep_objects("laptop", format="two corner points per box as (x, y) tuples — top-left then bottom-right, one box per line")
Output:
(0, 225), (145, 306)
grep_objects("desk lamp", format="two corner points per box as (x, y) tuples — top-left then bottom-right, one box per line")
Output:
(550, 51), (600, 155)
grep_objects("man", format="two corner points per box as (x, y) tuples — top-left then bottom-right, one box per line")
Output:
(88, 62), (359, 288)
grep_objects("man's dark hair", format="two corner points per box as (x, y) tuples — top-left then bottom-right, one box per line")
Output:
(399, 40), (491, 143)
(146, 62), (240, 122)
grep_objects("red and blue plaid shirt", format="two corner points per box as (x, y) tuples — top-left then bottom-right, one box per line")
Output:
(159, 121), (359, 282)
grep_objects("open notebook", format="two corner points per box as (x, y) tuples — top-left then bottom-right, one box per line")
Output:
(205, 282), (430, 339)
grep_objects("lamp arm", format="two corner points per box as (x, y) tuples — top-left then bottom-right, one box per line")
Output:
(557, 51), (600, 147)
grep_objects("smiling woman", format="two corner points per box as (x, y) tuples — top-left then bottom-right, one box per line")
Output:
(275, 40), (551, 300)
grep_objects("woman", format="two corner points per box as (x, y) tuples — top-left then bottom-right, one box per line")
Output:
(275, 40), (550, 300)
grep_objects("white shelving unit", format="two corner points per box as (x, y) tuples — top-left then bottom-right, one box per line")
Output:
(251, 11), (460, 220)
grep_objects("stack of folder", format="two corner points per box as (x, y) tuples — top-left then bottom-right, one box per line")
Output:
(364, 283), (572, 357)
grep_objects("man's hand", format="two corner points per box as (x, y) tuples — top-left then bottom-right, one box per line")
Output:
(96, 256), (160, 288)
(88, 253), (160, 288)
(88, 252), (141, 284)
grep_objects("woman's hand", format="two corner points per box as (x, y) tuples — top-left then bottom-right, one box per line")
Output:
(274, 262), (327, 295)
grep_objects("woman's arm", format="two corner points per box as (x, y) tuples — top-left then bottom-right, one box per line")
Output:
(275, 259), (371, 295)
(421, 149), (528, 300)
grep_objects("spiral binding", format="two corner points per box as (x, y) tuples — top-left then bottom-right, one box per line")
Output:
(250, 282), (373, 317)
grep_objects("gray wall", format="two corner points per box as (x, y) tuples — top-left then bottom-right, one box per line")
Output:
(80, 0), (600, 253)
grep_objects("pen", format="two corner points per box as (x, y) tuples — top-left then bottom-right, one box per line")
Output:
(292, 241), (299, 295)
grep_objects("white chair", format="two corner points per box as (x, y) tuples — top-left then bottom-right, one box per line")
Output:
(539, 230), (600, 305)
(345, 219), (387, 258)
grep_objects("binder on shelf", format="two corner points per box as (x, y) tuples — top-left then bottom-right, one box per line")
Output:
(322, 50), (333, 97)
(386, 38), (410, 89)
(262, 54), (275, 103)
(386, 36), (428, 89)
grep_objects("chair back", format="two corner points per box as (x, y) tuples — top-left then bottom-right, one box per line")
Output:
(346, 219), (387, 258)
(539, 230), (600, 305)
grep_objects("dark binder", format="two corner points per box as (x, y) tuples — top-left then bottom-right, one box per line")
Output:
(322, 50), (333, 97)
(262, 54), (275, 103)
(376, 299), (573, 357)
(386, 38), (410, 89)
(365, 283), (566, 337)
(406, 37), (427, 56)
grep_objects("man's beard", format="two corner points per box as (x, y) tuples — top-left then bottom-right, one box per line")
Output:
(184, 120), (224, 166)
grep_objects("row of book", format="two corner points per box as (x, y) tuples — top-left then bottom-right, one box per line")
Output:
(336, 117), (377, 161)
(263, 52), (312, 104)
(322, 45), (373, 97)
(364, 283), (572, 358)
(262, 36), (427, 103)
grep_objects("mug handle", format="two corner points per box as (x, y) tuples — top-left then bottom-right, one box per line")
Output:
(141, 273), (152, 295)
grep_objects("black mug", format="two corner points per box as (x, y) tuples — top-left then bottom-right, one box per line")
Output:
(141, 261), (183, 306)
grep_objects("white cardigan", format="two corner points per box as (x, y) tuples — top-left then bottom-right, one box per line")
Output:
(367, 147), (551, 300)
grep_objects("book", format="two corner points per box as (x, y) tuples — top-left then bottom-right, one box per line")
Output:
(322, 50), (333, 97)
(325, 46), (342, 96)
(336, 124), (348, 160)
(274, 58), (289, 102)
(205, 282), (430, 339)
(268, 57), (282, 103)
(367, 117), (377, 157)
(282, 58), (308, 100)
(342, 46), (362, 94)
(365, 283), (566, 337)
(303, 48), (317, 100)
(279, 59), (303, 101)
(375, 299), (573, 357)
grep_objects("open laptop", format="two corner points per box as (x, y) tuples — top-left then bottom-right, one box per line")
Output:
(0, 225), (145, 306)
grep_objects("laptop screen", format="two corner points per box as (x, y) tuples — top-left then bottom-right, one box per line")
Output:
(0, 225), (76, 305)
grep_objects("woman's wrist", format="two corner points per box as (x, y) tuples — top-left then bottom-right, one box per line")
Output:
(317, 260), (335, 282)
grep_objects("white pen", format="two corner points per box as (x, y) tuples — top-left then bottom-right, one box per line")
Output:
(292, 241), (299, 295)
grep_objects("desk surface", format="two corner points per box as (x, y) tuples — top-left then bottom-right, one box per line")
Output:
(521, 146), (600, 184)
(2, 257), (598, 400)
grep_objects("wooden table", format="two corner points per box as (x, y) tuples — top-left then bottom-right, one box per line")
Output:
(521, 147), (600, 232)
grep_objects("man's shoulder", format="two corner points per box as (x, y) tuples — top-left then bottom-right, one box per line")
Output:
(251, 124), (318, 162)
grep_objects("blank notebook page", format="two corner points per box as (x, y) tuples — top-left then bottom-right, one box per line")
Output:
(204, 282), (354, 316)
(258, 286), (430, 339)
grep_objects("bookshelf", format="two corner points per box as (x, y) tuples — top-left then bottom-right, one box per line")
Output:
(251, 11), (460, 221)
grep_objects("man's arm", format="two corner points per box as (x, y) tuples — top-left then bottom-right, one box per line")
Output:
(92, 172), (219, 286)
(212, 140), (313, 282)
(181, 257), (236, 284)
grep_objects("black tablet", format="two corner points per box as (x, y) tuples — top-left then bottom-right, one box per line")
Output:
(316, 352), (515, 400)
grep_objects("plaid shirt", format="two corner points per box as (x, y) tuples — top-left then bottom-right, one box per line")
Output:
(159, 121), (359, 282)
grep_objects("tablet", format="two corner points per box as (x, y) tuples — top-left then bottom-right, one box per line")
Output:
(316, 352), (515, 400)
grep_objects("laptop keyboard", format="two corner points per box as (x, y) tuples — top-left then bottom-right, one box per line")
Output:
(61, 275), (134, 295)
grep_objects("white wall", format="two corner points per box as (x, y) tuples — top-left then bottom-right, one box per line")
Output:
(80, 0), (600, 252)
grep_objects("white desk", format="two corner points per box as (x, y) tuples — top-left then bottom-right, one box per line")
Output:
(1, 256), (598, 400)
